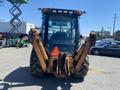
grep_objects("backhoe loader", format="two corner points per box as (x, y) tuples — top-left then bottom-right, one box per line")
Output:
(29, 8), (96, 79)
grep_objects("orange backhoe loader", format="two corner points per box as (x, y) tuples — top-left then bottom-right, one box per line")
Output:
(29, 8), (96, 79)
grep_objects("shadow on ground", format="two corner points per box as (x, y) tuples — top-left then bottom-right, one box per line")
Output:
(1, 67), (84, 90)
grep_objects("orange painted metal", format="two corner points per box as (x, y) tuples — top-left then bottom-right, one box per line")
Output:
(51, 47), (60, 57)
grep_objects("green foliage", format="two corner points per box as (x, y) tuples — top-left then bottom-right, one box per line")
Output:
(91, 30), (111, 40)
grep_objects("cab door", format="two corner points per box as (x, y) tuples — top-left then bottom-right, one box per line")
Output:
(104, 44), (120, 56)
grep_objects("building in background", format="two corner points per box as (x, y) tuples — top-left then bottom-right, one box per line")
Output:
(114, 30), (120, 41)
(91, 30), (111, 40)
(0, 22), (35, 34)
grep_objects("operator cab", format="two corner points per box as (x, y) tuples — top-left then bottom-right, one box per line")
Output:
(40, 8), (84, 53)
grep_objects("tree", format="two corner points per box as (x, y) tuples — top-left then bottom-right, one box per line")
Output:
(114, 30), (120, 41)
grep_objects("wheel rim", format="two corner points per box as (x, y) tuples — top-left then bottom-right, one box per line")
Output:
(94, 50), (99, 55)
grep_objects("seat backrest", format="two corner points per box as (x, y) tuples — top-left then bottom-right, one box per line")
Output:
(51, 31), (67, 40)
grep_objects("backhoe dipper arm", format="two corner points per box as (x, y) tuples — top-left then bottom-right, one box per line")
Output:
(73, 32), (96, 72)
(30, 28), (48, 72)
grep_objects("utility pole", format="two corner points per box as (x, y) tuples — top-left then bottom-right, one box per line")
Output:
(112, 13), (117, 37)
(107, 27), (112, 36)
(101, 27), (104, 36)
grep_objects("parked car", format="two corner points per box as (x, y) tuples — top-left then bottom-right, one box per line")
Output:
(95, 38), (114, 46)
(95, 38), (120, 46)
(114, 41), (120, 45)
(90, 42), (120, 57)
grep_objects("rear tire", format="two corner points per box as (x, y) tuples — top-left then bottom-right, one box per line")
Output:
(30, 49), (44, 77)
(74, 56), (89, 79)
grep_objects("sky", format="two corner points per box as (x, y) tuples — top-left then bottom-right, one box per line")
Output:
(0, 0), (120, 35)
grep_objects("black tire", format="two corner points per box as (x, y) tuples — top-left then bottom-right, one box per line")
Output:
(30, 49), (44, 77)
(74, 56), (89, 79)
(93, 49), (100, 55)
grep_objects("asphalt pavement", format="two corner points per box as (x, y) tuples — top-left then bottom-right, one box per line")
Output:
(0, 45), (120, 90)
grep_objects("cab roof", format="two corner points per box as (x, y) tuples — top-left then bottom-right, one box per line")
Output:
(39, 8), (85, 16)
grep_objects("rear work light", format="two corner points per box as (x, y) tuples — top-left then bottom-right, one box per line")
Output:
(52, 10), (57, 13)
(58, 10), (62, 13)
(69, 11), (73, 14)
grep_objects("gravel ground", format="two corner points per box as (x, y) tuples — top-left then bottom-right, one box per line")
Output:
(0, 45), (120, 90)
